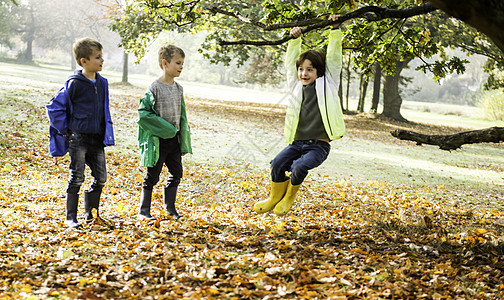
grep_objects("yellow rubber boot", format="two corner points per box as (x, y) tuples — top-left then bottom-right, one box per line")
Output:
(273, 182), (301, 216)
(253, 179), (289, 213)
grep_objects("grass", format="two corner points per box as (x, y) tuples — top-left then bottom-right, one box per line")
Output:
(1, 61), (503, 196)
(402, 107), (502, 129)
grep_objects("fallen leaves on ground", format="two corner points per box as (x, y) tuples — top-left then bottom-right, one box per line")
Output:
(0, 85), (503, 299)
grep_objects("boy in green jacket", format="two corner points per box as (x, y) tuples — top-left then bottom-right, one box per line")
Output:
(254, 15), (345, 216)
(137, 44), (192, 221)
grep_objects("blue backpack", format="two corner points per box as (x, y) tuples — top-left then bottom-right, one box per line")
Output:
(46, 80), (73, 157)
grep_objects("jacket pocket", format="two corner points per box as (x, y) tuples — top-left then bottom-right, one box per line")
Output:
(70, 113), (89, 132)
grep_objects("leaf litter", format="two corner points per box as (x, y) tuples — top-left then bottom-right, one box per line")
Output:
(0, 80), (503, 299)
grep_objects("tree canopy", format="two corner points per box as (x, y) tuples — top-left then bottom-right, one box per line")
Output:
(108, 0), (504, 145)
(108, 0), (503, 87)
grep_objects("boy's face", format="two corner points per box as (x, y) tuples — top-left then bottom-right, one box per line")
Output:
(81, 49), (104, 73)
(297, 59), (318, 85)
(162, 53), (184, 79)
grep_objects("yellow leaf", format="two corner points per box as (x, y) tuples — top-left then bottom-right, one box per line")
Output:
(351, 248), (368, 255)
(276, 222), (285, 231)
(115, 202), (126, 212)
(79, 278), (97, 287)
(475, 228), (488, 235)
(121, 266), (135, 272)
(1, 163), (12, 172)
(56, 248), (74, 259)
(20, 284), (32, 293)
(71, 241), (84, 247)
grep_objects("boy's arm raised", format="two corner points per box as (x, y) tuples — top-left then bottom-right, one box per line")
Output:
(326, 15), (343, 80)
(285, 27), (302, 89)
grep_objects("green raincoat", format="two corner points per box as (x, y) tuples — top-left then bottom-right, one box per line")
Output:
(137, 90), (192, 167)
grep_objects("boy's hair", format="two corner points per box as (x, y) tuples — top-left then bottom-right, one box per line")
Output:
(296, 50), (326, 77)
(158, 44), (185, 68)
(73, 38), (103, 67)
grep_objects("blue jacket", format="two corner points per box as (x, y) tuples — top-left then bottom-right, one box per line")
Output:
(46, 71), (115, 157)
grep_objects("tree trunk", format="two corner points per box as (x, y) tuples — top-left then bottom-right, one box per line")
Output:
(219, 68), (225, 85)
(357, 70), (368, 112)
(391, 127), (504, 151)
(24, 8), (35, 63)
(345, 54), (351, 111)
(25, 38), (33, 62)
(381, 58), (412, 122)
(370, 61), (381, 113)
(339, 68), (345, 113)
(122, 52), (129, 83)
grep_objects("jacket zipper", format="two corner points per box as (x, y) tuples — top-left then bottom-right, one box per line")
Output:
(94, 81), (99, 132)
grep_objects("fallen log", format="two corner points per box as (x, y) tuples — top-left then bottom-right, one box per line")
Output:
(390, 126), (504, 151)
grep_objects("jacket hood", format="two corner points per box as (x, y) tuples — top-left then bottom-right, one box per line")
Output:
(68, 70), (102, 83)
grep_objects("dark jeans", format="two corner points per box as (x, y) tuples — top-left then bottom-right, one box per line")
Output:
(143, 136), (183, 190)
(67, 132), (107, 194)
(271, 140), (330, 185)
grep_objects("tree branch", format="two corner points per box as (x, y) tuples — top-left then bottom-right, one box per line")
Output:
(218, 3), (438, 46)
(209, 7), (267, 29)
(457, 44), (503, 63)
(145, 0), (200, 10)
(391, 127), (504, 151)
(210, 7), (325, 30)
(145, 0), (200, 27)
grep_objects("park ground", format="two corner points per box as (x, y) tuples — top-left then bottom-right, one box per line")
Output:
(0, 62), (503, 299)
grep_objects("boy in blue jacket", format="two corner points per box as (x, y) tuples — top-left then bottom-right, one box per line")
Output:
(136, 44), (192, 221)
(46, 37), (115, 229)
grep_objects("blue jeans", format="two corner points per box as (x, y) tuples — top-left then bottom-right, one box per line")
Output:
(67, 133), (107, 194)
(143, 136), (183, 190)
(271, 140), (330, 185)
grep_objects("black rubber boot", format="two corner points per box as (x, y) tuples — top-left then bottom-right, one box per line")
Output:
(163, 187), (182, 220)
(138, 189), (156, 221)
(84, 190), (102, 223)
(65, 193), (81, 229)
